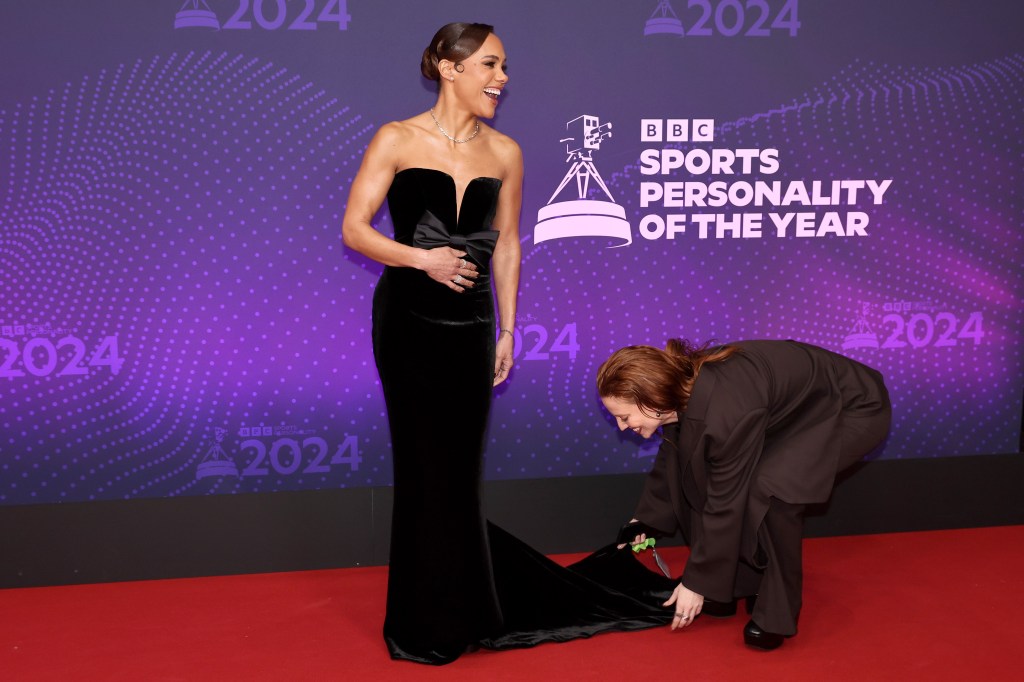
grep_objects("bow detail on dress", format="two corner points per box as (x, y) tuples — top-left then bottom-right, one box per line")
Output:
(413, 209), (499, 265)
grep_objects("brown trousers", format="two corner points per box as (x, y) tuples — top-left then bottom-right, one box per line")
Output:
(735, 408), (892, 635)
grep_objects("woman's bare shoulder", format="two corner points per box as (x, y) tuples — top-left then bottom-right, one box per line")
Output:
(485, 126), (520, 156)
(481, 126), (522, 175)
(374, 119), (417, 144)
(367, 117), (431, 163)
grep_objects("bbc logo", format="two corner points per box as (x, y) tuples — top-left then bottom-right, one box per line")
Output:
(239, 426), (274, 437)
(641, 119), (715, 143)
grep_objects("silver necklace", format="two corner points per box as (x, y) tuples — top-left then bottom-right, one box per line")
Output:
(429, 109), (480, 144)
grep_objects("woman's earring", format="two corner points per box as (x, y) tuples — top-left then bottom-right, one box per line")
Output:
(655, 411), (663, 418)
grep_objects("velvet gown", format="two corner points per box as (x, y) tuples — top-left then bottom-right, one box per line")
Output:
(372, 168), (673, 665)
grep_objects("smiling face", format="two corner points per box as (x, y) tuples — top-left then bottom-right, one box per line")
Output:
(448, 33), (508, 118)
(601, 395), (673, 440)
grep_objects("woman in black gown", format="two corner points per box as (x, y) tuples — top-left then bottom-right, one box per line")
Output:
(343, 22), (672, 665)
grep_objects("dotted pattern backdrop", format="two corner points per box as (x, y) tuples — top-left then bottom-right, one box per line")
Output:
(1, 38), (1021, 504)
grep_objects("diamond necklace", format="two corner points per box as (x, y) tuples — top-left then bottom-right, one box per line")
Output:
(429, 109), (480, 144)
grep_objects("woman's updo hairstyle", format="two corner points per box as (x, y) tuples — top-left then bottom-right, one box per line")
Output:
(421, 22), (494, 81)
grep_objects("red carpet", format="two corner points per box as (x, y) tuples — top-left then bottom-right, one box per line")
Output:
(1, 526), (1021, 681)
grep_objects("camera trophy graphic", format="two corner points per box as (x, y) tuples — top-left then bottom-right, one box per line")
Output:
(196, 427), (240, 479)
(534, 115), (632, 247)
(645, 1), (685, 36)
(842, 301), (880, 351)
(175, 0), (220, 30)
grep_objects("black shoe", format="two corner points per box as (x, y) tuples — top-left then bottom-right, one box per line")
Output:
(701, 598), (738, 618)
(743, 619), (785, 651)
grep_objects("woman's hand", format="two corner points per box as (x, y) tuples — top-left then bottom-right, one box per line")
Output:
(663, 583), (704, 630)
(493, 331), (514, 386)
(420, 247), (479, 292)
(616, 518), (644, 550)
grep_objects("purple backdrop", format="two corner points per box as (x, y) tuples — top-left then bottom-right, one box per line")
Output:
(1, 1), (1021, 505)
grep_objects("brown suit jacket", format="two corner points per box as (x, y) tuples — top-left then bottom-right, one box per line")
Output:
(634, 340), (889, 601)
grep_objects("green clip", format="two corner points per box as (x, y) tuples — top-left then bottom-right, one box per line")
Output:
(632, 537), (657, 553)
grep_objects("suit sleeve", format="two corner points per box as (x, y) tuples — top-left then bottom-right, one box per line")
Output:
(681, 407), (769, 601)
(633, 436), (680, 537)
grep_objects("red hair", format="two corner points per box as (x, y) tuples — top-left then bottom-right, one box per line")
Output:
(596, 339), (739, 414)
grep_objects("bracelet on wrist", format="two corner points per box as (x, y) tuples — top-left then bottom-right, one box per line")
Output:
(498, 328), (514, 341)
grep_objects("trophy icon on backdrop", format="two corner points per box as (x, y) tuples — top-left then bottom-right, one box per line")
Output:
(842, 302), (880, 350)
(175, 0), (220, 30)
(645, 0), (685, 36)
(196, 427), (240, 479)
(533, 115), (632, 247)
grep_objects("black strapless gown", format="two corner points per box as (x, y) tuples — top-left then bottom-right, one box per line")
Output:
(372, 168), (673, 666)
